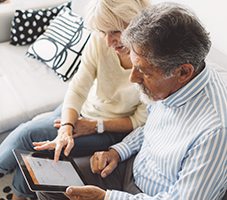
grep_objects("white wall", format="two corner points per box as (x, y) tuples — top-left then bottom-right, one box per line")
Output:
(72, 0), (227, 67)
(72, 0), (90, 18)
(152, 0), (227, 57)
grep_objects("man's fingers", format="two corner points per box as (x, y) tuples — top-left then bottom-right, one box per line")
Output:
(90, 151), (112, 176)
(90, 152), (107, 174)
(90, 155), (99, 174)
(66, 186), (84, 196)
(65, 186), (85, 199)
(101, 160), (117, 178)
(98, 154), (108, 171)
(91, 150), (120, 178)
(65, 185), (106, 200)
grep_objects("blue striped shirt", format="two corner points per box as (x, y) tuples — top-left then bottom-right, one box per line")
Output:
(109, 65), (227, 200)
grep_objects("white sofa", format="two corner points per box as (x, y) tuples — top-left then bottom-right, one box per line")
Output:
(0, 0), (226, 199)
(0, 0), (227, 143)
(0, 0), (90, 142)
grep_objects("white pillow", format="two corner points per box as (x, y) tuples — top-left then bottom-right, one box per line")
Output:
(27, 7), (91, 81)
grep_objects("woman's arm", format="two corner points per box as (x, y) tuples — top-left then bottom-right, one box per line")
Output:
(33, 35), (98, 160)
(54, 116), (133, 136)
(103, 117), (133, 133)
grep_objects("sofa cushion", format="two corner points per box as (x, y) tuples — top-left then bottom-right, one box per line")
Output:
(10, 1), (71, 46)
(27, 7), (91, 81)
(0, 41), (68, 133)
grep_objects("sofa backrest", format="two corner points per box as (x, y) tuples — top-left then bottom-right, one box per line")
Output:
(0, 0), (68, 42)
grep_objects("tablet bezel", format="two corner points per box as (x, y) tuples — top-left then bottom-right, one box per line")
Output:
(13, 149), (87, 192)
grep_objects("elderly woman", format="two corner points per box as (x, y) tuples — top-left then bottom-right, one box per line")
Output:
(0, 0), (150, 199)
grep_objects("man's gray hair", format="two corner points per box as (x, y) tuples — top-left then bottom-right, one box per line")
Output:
(122, 2), (211, 75)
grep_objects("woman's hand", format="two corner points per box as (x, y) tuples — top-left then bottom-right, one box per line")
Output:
(33, 125), (74, 161)
(65, 185), (106, 200)
(54, 118), (97, 137)
(90, 149), (120, 178)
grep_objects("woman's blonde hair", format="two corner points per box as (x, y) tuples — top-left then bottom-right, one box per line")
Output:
(85, 0), (150, 32)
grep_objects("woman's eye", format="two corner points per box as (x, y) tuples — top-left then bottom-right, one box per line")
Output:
(98, 31), (106, 37)
(110, 31), (121, 35)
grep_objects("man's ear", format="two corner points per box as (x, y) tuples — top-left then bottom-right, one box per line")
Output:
(174, 64), (195, 83)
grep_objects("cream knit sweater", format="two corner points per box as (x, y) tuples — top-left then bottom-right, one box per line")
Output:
(63, 33), (147, 128)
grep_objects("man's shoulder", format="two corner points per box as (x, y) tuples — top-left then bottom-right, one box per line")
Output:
(207, 62), (227, 85)
(205, 65), (227, 126)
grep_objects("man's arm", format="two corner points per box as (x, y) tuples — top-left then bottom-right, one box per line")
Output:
(106, 128), (227, 200)
(65, 128), (226, 200)
(54, 117), (134, 136)
(111, 126), (144, 161)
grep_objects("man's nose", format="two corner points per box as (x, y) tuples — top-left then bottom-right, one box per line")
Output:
(130, 67), (143, 84)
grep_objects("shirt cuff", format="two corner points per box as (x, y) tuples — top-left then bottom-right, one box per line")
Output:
(111, 142), (132, 161)
(104, 190), (111, 200)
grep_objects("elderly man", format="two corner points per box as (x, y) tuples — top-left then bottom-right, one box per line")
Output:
(38, 2), (227, 200)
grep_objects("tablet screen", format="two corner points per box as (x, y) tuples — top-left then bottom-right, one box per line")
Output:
(13, 149), (86, 192)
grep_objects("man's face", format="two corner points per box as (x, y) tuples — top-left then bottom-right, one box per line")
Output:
(129, 46), (181, 102)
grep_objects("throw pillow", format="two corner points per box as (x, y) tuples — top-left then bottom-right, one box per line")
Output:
(10, 1), (71, 46)
(27, 7), (91, 81)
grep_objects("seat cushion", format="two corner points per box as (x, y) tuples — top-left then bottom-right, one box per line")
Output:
(0, 41), (68, 133)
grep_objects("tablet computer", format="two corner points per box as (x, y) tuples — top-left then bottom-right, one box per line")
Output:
(13, 149), (86, 192)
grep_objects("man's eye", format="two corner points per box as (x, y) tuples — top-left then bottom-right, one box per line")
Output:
(138, 68), (144, 74)
(137, 68), (146, 75)
(139, 68), (152, 77)
(144, 73), (152, 78)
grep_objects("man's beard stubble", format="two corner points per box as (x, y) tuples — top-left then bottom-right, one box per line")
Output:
(135, 84), (155, 105)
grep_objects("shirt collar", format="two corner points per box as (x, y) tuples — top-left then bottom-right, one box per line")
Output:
(161, 67), (210, 107)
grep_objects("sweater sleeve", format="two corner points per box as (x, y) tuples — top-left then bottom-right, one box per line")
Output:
(62, 33), (98, 113)
(129, 102), (147, 129)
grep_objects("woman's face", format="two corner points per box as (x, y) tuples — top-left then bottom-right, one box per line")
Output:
(100, 30), (129, 55)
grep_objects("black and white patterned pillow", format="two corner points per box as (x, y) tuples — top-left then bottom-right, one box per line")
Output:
(10, 1), (71, 46)
(27, 7), (91, 81)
